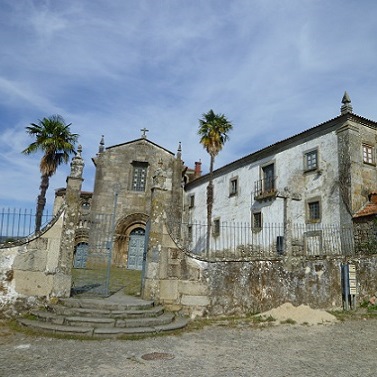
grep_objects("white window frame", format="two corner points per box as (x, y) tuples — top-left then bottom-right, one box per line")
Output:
(362, 144), (375, 165)
(304, 149), (318, 172)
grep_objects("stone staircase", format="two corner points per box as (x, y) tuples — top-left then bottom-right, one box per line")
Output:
(18, 292), (188, 338)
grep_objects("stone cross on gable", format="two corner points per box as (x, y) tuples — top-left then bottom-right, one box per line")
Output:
(141, 127), (149, 139)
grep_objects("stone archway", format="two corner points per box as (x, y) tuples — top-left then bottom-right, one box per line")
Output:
(113, 213), (149, 268)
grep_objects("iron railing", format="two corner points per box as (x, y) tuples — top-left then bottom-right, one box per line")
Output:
(254, 177), (277, 200)
(0, 208), (53, 243)
(168, 220), (366, 259)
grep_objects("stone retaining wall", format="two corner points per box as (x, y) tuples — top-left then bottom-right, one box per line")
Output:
(0, 210), (64, 312)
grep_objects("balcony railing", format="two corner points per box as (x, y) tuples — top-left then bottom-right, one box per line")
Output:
(254, 177), (277, 200)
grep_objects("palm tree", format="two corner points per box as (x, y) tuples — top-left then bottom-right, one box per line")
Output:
(198, 109), (233, 253)
(22, 115), (78, 232)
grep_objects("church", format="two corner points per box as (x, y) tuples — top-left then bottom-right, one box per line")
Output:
(55, 93), (377, 266)
(54, 128), (189, 271)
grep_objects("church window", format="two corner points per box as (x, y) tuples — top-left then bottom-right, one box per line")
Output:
(132, 162), (148, 191)
(362, 144), (374, 165)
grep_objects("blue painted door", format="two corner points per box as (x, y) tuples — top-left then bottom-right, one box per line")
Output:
(73, 242), (88, 268)
(127, 228), (145, 270)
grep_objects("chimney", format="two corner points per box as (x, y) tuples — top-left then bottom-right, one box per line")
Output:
(369, 192), (377, 204)
(194, 161), (202, 178)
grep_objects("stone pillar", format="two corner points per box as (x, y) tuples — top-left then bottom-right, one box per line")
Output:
(141, 162), (169, 302)
(278, 188), (301, 256)
(51, 146), (85, 297)
(336, 121), (360, 223)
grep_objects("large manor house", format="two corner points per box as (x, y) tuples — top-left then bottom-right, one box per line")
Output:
(56, 93), (377, 268)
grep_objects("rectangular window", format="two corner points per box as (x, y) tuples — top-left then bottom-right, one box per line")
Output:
(213, 218), (220, 236)
(252, 212), (262, 230)
(187, 225), (193, 241)
(308, 201), (321, 222)
(304, 149), (318, 171)
(263, 163), (275, 192)
(189, 194), (195, 208)
(132, 162), (148, 191)
(229, 177), (238, 196)
(363, 144), (374, 164)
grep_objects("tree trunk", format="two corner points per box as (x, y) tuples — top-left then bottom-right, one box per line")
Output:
(206, 155), (215, 255)
(35, 174), (49, 232)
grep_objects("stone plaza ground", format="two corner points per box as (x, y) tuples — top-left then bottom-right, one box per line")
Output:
(0, 316), (376, 377)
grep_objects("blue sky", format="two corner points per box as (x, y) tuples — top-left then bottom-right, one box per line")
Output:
(1, 0), (377, 211)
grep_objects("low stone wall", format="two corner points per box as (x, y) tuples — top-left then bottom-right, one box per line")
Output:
(152, 241), (377, 317)
(206, 257), (343, 316)
(0, 210), (64, 313)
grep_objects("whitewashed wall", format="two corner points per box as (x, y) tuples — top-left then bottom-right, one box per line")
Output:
(186, 130), (340, 227)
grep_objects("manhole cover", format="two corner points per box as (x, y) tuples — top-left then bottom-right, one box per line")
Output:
(141, 352), (175, 360)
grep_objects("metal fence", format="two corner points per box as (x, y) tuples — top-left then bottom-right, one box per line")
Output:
(0, 208), (54, 243)
(169, 220), (363, 259)
(71, 212), (117, 297)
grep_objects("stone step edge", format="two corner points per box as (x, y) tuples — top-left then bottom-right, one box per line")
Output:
(59, 297), (154, 311)
(50, 305), (165, 318)
(30, 310), (175, 328)
(18, 317), (188, 337)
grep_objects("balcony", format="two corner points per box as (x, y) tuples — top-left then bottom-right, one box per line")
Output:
(254, 177), (277, 201)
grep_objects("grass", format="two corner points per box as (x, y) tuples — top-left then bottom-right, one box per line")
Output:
(329, 306), (377, 322)
(72, 267), (142, 297)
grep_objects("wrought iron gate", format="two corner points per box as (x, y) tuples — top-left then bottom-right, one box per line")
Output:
(71, 213), (116, 297)
(73, 242), (88, 268)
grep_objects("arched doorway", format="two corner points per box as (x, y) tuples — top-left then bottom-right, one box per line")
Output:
(113, 212), (149, 268)
(127, 228), (145, 270)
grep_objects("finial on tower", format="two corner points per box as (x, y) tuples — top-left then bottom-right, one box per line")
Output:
(76, 144), (82, 158)
(98, 135), (105, 153)
(177, 141), (182, 159)
(341, 91), (353, 114)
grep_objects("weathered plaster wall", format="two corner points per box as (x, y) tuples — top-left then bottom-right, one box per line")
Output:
(0, 248), (18, 306)
(185, 130), (341, 227)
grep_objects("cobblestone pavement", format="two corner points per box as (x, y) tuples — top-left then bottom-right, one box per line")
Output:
(0, 319), (376, 377)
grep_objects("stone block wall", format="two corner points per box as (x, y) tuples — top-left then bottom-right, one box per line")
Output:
(156, 251), (377, 317)
(0, 210), (64, 311)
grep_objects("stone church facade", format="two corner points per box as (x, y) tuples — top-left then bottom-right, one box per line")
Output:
(67, 131), (185, 270)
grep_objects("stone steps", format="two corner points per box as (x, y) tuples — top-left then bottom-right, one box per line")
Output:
(50, 304), (165, 318)
(18, 293), (188, 338)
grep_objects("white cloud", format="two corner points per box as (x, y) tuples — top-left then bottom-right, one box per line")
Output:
(1, 0), (377, 208)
